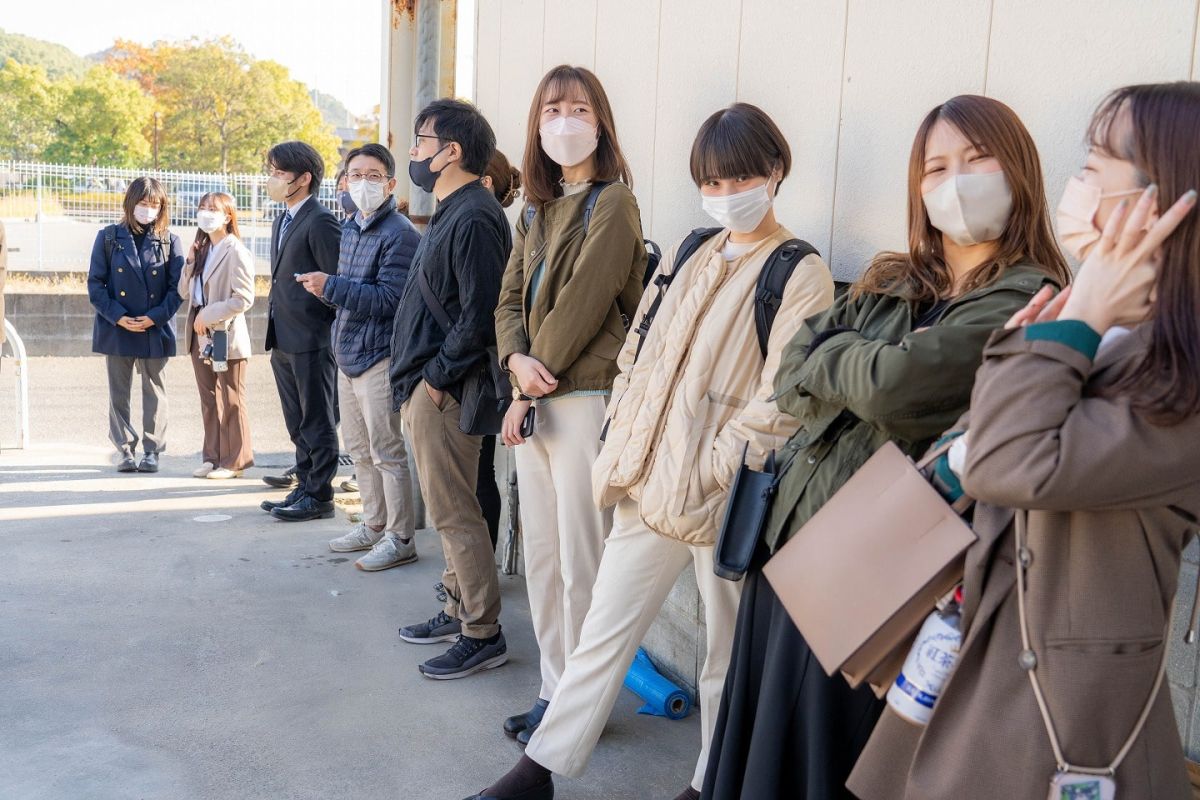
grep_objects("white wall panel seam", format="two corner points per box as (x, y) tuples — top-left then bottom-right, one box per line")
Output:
(1191, 0), (1200, 79)
(647, 0), (667, 235)
(982, 0), (997, 94)
(733, 0), (746, 95)
(826, 0), (853, 269)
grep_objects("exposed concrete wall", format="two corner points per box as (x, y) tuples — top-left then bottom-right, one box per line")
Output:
(469, 0), (1200, 731)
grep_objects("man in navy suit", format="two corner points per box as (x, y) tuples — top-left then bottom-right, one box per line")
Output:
(258, 141), (343, 522)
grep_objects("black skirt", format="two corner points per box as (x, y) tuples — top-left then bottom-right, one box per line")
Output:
(702, 558), (885, 800)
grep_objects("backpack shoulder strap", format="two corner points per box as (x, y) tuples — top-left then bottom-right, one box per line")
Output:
(754, 238), (820, 357)
(632, 227), (721, 361)
(103, 224), (119, 266)
(580, 180), (614, 236)
(415, 267), (454, 335)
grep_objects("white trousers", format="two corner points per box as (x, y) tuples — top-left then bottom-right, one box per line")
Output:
(514, 395), (612, 700)
(526, 498), (744, 789)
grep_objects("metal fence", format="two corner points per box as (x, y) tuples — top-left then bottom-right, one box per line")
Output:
(0, 161), (340, 273)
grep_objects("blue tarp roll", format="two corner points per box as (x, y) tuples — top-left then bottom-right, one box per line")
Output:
(623, 647), (692, 720)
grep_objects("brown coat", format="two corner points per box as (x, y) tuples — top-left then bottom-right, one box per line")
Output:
(177, 235), (255, 360)
(849, 324), (1197, 800)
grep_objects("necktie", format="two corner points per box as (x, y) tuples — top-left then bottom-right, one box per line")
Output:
(278, 210), (293, 248)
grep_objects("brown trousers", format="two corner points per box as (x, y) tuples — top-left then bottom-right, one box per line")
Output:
(189, 326), (254, 470)
(401, 379), (501, 639)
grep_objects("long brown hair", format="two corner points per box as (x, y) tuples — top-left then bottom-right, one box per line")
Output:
(1089, 82), (1200, 425)
(854, 95), (1070, 302)
(193, 192), (241, 270)
(521, 65), (632, 208)
(122, 176), (170, 238)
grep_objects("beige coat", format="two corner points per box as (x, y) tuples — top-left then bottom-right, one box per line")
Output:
(178, 235), (255, 360)
(848, 324), (1197, 800)
(592, 226), (834, 545)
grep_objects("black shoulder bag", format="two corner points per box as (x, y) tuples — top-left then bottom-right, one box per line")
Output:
(415, 267), (510, 436)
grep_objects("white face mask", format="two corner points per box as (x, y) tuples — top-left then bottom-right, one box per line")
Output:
(133, 205), (159, 225)
(922, 170), (1013, 247)
(348, 179), (389, 215)
(701, 180), (774, 234)
(196, 209), (227, 234)
(539, 116), (599, 168)
(1054, 175), (1143, 261)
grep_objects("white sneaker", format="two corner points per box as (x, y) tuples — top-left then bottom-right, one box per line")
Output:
(193, 462), (215, 478)
(355, 536), (418, 571)
(207, 468), (242, 480)
(328, 523), (384, 553)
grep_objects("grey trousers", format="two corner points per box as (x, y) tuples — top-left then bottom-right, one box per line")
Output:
(106, 355), (168, 456)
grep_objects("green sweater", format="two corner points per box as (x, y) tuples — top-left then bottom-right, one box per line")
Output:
(762, 264), (1057, 553)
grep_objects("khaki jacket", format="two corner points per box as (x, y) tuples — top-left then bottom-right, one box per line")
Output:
(178, 235), (255, 360)
(495, 183), (648, 396)
(0, 221), (7, 345)
(848, 324), (1197, 800)
(592, 226), (834, 545)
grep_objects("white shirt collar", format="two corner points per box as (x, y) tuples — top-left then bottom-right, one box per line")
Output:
(285, 194), (311, 216)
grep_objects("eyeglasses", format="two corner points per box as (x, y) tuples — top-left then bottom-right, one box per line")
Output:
(347, 172), (392, 184)
(413, 134), (441, 148)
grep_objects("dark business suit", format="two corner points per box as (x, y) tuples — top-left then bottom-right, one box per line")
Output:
(266, 197), (342, 501)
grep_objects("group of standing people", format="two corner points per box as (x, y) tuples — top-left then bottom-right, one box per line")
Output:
(82, 64), (1200, 800)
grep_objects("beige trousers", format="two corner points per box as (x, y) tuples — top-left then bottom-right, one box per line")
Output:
(338, 359), (414, 540)
(514, 395), (611, 700)
(401, 380), (501, 639)
(526, 498), (744, 789)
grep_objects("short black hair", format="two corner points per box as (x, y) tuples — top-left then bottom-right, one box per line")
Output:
(345, 143), (396, 177)
(689, 103), (792, 193)
(413, 98), (496, 176)
(267, 140), (325, 196)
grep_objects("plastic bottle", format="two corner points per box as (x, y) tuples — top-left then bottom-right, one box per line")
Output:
(887, 587), (963, 725)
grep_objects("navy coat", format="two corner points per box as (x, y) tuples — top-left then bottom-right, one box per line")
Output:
(87, 223), (185, 358)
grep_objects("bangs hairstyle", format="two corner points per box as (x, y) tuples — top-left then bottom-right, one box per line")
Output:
(522, 65), (631, 208)
(122, 176), (170, 237)
(689, 103), (792, 190)
(1088, 82), (1200, 425)
(854, 95), (1070, 303)
(193, 192), (241, 272)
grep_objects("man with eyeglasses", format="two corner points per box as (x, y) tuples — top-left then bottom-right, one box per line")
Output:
(389, 99), (513, 680)
(296, 143), (420, 570)
(260, 140), (342, 522)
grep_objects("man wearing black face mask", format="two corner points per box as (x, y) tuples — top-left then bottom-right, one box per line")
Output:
(389, 98), (513, 680)
(260, 140), (342, 522)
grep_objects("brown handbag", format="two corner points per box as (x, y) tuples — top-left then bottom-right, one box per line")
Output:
(762, 438), (975, 696)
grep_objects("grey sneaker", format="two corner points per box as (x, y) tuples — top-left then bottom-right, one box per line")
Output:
(419, 630), (508, 680)
(355, 536), (418, 572)
(398, 611), (461, 644)
(328, 523), (384, 553)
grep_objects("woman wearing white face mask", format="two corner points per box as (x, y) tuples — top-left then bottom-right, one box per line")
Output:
(703, 95), (1072, 800)
(493, 63), (647, 746)
(179, 192), (255, 479)
(87, 177), (185, 473)
(474, 102), (834, 800)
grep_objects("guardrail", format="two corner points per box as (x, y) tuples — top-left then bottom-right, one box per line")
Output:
(2, 319), (30, 449)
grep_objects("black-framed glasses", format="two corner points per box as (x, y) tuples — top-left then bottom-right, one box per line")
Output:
(413, 134), (441, 148)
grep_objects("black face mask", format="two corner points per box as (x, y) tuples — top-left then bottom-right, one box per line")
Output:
(338, 190), (357, 216)
(408, 144), (449, 194)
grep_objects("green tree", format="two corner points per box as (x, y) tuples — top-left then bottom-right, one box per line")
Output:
(0, 58), (61, 161)
(44, 66), (153, 167)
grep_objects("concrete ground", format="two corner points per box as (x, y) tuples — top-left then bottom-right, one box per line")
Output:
(0, 355), (700, 800)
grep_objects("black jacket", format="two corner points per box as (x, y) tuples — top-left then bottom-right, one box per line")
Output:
(266, 197), (342, 354)
(324, 197), (421, 377)
(389, 180), (512, 410)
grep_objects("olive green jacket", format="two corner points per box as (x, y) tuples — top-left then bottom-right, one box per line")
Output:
(761, 264), (1056, 553)
(495, 183), (648, 397)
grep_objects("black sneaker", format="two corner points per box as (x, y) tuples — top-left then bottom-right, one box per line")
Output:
(398, 611), (461, 644)
(261, 486), (304, 513)
(419, 630), (507, 680)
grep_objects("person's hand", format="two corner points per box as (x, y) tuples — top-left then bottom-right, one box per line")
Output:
(425, 382), (445, 409)
(185, 239), (200, 271)
(508, 353), (558, 398)
(501, 399), (533, 447)
(1005, 285), (1075, 329)
(296, 271), (329, 297)
(193, 316), (208, 337)
(1060, 184), (1197, 333)
(117, 316), (144, 332)
(135, 316), (156, 330)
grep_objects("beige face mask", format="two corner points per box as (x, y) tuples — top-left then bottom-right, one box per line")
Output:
(1055, 175), (1142, 261)
(922, 170), (1014, 247)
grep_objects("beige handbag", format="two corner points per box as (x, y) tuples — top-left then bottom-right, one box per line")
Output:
(763, 438), (975, 696)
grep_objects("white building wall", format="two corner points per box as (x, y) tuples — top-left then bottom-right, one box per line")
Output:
(469, 0), (1200, 753)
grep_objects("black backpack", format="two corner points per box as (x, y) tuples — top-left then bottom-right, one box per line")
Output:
(632, 229), (819, 361)
(523, 181), (664, 289)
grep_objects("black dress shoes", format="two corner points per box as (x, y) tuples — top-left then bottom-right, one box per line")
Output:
(137, 453), (159, 473)
(462, 783), (553, 800)
(117, 455), (138, 473)
(262, 466), (299, 489)
(270, 494), (335, 522)
(261, 487), (304, 513)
